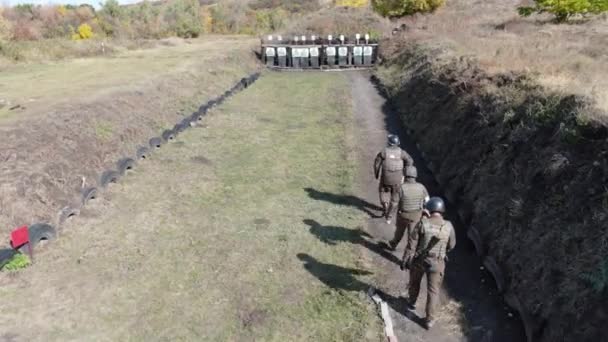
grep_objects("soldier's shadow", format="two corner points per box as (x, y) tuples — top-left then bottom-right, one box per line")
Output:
(304, 187), (383, 218)
(296, 252), (427, 329)
(303, 219), (401, 266)
(297, 253), (372, 291)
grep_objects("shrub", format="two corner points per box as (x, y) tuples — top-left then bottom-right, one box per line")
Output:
(11, 20), (41, 40)
(518, 0), (608, 22)
(372, 0), (445, 17)
(335, 0), (369, 7)
(0, 9), (12, 40)
(72, 23), (93, 40)
(164, 0), (203, 38)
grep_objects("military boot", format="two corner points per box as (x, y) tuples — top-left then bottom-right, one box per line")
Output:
(424, 318), (435, 330)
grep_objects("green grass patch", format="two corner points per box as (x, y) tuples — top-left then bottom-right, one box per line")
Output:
(2, 253), (31, 271)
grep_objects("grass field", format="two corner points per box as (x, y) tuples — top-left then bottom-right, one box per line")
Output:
(0, 72), (382, 341)
(0, 36), (255, 121)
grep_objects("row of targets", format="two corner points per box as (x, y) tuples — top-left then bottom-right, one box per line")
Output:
(261, 34), (378, 69)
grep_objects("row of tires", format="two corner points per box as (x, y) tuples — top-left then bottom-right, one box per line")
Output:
(408, 129), (537, 342)
(0, 72), (262, 270)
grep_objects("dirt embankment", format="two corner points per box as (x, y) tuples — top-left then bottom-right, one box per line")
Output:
(375, 43), (608, 341)
(0, 40), (259, 237)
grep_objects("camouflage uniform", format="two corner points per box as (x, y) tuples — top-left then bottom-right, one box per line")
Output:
(374, 146), (414, 221)
(404, 215), (456, 324)
(389, 180), (428, 249)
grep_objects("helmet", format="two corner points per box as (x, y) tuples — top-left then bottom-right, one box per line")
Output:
(405, 166), (418, 178)
(425, 197), (445, 213)
(388, 135), (400, 146)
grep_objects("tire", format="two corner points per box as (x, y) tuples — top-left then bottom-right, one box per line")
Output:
(0, 249), (17, 270)
(58, 206), (80, 224)
(162, 129), (175, 142)
(467, 226), (484, 256)
(81, 187), (98, 205)
(117, 158), (136, 175)
(99, 170), (120, 188)
(483, 256), (505, 293)
(149, 137), (163, 149)
(15, 223), (57, 253)
(136, 146), (150, 160)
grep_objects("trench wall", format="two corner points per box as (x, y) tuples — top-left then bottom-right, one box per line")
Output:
(375, 45), (608, 342)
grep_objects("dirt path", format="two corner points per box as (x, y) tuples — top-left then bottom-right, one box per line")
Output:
(347, 72), (526, 341)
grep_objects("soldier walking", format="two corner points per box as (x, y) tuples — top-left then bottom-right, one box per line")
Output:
(386, 166), (429, 250)
(401, 197), (455, 330)
(374, 134), (414, 224)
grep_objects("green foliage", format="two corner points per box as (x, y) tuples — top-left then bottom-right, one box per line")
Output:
(372, 0), (445, 17)
(518, 0), (608, 22)
(164, 0), (202, 38)
(2, 253), (31, 271)
(249, 0), (321, 13)
(254, 9), (287, 32)
(101, 0), (123, 20)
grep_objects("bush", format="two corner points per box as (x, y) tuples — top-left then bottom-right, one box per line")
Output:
(518, 0), (608, 22)
(164, 0), (202, 38)
(335, 0), (369, 7)
(372, 0), (445, 17)
(72, 23), (93, 40)
(0, 9), (12, 40)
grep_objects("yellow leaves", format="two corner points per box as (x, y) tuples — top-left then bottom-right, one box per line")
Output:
(335, 0), (369, 7)
(71, 23), (94, 40)
(57, 5), (68, 16)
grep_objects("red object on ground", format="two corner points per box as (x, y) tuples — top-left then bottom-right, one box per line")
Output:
(10, 226), (29, 249)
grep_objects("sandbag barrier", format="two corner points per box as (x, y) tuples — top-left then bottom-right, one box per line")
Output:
(0, 72), (261, 270)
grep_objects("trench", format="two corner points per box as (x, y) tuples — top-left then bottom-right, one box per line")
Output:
(347, 71), (526, 341)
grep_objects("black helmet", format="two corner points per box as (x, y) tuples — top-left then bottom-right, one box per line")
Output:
(425, 197), (445, 213)
(405, 166), (418, 178)
(388, 134), (400, 146)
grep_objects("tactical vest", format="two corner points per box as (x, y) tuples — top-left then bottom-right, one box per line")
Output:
(399, 182), (427, 212)
(383, 147), (404, 172)
(418, 218), (453, 259)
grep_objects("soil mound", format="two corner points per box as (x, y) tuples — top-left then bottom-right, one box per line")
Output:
(375, 44), (608, 342)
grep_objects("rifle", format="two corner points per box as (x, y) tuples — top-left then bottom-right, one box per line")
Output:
(373, 154), (382, 180)
(410, 236), (441, 269)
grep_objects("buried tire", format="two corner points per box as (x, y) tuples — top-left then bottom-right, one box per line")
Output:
(483, 256), (505, 293)
(81, 187), (98, 205)
(99, 170), (120, 188)
(467, 226), (485, 256)
(149, 137), (163, 149)
(58, 205), (80, 225)
(0, 249), (17, 269)
(136, 146), (150, 160)
(117, 158), (136, 175)
(162, 129), (176, 142)
(15, 223), (57, 253)
(504, 292), (543, 342)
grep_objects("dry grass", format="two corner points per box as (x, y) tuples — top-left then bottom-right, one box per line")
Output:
(0, 35), (259, 237)
(391, 0), (608, 112)
(0, 72), (381, 341)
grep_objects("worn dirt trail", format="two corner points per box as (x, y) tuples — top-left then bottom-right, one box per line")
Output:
(348, 72), (526, 342)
